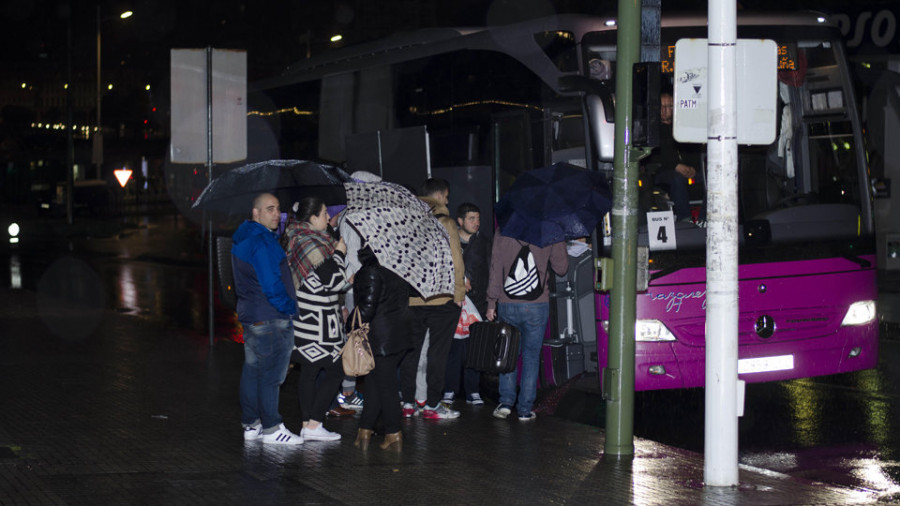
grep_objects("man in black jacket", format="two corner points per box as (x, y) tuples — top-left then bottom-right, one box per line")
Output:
(643, 91), (699, 222)
(442, 203), (491, 406)
(457, 203), (490, 318)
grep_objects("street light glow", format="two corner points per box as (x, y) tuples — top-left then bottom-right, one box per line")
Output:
(95, 8), (133, 180)
(330, 34), (343, 42)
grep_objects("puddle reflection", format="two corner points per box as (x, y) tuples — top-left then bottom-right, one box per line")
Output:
(9, 253), (21, 289)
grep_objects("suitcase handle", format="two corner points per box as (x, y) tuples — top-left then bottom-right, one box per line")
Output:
(492, 328), (508, 369)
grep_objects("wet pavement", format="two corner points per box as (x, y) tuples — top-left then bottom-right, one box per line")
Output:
(0, 209), (896, 504)
(0, 284), (882, 505)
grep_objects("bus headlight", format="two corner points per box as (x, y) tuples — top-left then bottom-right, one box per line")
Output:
(841, 300), (876, 326)
(601, 319), (678, 342)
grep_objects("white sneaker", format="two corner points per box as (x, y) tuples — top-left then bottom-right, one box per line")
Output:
(466, 393), (485, 406)
(301, 425), (341, 441)
(243, 422), (262, 441)
(422, 404), (460, 419)
(261, 423), (304, 445)
(337, 391), (364, 411)
(517, 411), (537, 421)
(441, 392), (455, 406)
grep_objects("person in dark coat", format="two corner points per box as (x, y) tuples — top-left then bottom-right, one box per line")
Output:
(350, 246), (413, 451)
(442, 202), (491, 406)
(642, 90), (700, 222)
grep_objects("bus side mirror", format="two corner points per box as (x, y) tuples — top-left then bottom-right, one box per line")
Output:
(560, 75), (616, 162)
(632, 62), (661, 148)
(587, 90), (615, 162)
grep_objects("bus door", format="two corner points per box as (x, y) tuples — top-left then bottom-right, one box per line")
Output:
(866, 69), (900, 271)
(491, 110), (535, 202)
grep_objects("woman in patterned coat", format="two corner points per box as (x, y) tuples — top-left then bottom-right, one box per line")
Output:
(283, 196), (350, 441)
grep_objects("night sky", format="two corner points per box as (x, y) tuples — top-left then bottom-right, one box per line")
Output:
(4, 0), (892, 88)
(4, 0), (591, 83)
(0, 0), (894, 103)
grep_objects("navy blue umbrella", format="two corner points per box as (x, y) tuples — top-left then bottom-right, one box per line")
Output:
(495, 163), (612, 247)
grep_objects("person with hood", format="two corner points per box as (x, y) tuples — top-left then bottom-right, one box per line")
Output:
(398, 178), (466, 419)
(350, 246), (413, 451)
(283, 196), (349, 442)
(232, 193), (302, 445)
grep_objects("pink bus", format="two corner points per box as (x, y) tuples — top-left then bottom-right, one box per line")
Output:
(246, 12), (878, 391)
(593, 13), (878, 389)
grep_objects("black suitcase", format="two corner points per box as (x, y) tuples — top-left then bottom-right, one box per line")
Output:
(466, 321), (521, 373)
(546, 341), (585, 385)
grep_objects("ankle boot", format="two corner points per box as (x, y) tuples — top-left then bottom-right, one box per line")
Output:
(380, 431), (402, 451)
(354, 428), (374, 450)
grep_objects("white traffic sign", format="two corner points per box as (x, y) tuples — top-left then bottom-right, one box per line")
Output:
(673, 39), (777, 145)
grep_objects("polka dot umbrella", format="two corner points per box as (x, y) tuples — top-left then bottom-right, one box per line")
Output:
(342, 182), (455, 299)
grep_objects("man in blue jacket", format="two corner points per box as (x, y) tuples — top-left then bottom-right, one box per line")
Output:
(232, 193), (302, 445)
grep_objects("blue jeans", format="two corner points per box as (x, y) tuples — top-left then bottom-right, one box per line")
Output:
(444, 338), (481, 398)
(655, 170), (691, 220)
(497, 302), (549, 415)
(240, 319), (293, 429)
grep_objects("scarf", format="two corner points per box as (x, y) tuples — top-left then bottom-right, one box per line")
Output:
(284, 217), (336, 281)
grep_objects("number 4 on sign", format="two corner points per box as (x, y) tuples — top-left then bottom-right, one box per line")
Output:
(657, 226), (668, 242)
(646, 210), (677, 251)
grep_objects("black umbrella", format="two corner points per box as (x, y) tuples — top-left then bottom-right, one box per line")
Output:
(495, 162), (612, 247)
(191, 159), (353, 214)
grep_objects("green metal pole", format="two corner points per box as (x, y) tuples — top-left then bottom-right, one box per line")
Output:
(604, 0), (642, 456)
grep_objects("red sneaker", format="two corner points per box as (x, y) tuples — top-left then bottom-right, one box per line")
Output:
(421, 404), (460, 419)
(401, 403), (418, 418)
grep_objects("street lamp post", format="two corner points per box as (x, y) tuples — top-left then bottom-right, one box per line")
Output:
(66, 6), (75, 225)
(94, 7), (133, 180)
(94, 5), (102, 180)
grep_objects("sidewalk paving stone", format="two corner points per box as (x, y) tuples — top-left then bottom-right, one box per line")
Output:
(0, 285), (881, 505)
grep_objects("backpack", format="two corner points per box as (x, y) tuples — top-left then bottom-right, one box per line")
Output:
(503, 241), (543, 300)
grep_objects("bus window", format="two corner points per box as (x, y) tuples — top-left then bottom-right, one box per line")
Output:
(393, 50), (549, 169)
(548, 107), (587, 166)
(533, 31), (579, 73)
(806, 121), (861, 206)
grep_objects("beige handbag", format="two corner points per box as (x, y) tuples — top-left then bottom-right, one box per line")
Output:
(342, 308), (375, 376)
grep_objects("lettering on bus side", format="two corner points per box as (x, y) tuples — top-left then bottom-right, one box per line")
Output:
(834, 9), (900, 49)
(649, 290), (707, 313)
(662, 43), (798, 73)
